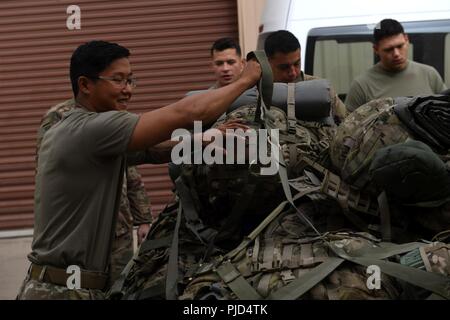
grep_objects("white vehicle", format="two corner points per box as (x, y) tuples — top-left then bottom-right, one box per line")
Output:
(258, 0), (450, 100)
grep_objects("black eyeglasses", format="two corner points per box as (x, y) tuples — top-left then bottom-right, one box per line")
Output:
(89, 75), (137, 88)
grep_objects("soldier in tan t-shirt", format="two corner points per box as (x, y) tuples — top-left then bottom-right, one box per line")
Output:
(35, 99), (153, 286)
(345, 18), (447, 111)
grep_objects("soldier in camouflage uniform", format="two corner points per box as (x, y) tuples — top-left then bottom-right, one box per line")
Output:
(31, 98), (153, 291)
(264, 30), (348, 124)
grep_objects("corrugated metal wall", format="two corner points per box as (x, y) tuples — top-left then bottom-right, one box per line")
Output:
(0, 0), (238, 230)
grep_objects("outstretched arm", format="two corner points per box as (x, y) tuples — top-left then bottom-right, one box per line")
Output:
(127, 60), (261, 151)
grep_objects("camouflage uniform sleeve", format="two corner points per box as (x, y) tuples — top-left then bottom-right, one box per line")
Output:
(36, 111), (64, 155)
(126, 166), (152, 225)
(36, 99), (76, 156)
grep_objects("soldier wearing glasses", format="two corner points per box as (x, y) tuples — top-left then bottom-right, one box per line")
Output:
(17, 40), (261, 299)
(35, 76), (152, 289)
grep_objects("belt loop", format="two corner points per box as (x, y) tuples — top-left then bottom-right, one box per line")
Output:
(38, 265), (47, 282)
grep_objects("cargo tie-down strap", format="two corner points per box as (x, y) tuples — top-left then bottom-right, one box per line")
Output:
(247, 50), (321, 237)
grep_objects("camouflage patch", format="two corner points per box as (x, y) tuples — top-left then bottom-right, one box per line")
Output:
(330, 98), (411, 189)
(17, 278), (105, 300)
(420, 242), (450, 276)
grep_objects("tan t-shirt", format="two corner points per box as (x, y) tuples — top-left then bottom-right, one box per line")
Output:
(29, 107), (139, 273)
(345, 60), (447, 111)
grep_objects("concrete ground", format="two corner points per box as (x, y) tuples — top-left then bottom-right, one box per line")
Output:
(0, 236), (32, 300)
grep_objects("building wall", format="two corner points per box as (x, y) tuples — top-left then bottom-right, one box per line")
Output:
(238, 0), (266, 55)
(0, 0), (238, 230)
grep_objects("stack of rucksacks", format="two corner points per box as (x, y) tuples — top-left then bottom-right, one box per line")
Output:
(108, 51), (450, 300)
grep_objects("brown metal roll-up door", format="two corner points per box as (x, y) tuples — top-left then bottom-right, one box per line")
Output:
(0, 0), (238, 230)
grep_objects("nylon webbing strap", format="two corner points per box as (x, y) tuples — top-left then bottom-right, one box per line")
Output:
(301, 154), (379, 216)
(287, 83), (296, 134)
(329, 243), (450, 299)
(217, 261), (263, 300)
(247, 52), (320, 236)
(225, 200), (290, 261)
(267, 257), (344, 300)
(275, 141), (322, 236)
(246, 50), (273, 123)
(427, 293), (447, 300)
(287, 82), (297, 170)
(165, 200), (183, 300)
(351, 241), (424, 260)
(175, 177), (216, 244)
(304, 157), (373, 234)
(108, 244), (141, 299)
(109, 225), (157, 299)
(224, 180), (322, 263)
(139, 236), (172, 253)
(111, 236), (172, 298)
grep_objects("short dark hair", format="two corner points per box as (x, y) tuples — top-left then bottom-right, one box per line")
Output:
(70, 40), (130, 96)
(210, 37), (242, 57)
(373, 19), (405, 43)
(264, 30), (300, 58)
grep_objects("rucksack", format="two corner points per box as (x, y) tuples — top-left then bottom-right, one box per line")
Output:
(330, 95), (450, 192)
(179, 199), (450, 300)
(325, 96), (450, 241)
(369, 139), (450, 207)
(111, 187), (450, 300)
(330, 97), (411, 191)
(110, 52), (450, 300)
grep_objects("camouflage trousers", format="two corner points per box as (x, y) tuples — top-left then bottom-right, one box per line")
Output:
(109, 229), (134, 287)
(16, 267), (105, 300)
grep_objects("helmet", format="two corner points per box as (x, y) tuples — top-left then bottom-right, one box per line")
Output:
(369, 139), (450, 207)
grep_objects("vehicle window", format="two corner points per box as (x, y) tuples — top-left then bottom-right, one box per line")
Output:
(313, 40), (372, 95)
(313, 39), (414, 96)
